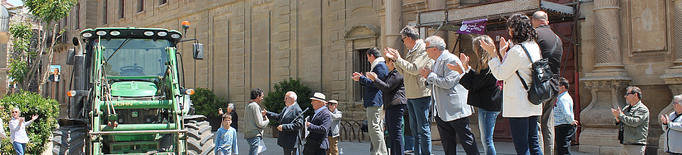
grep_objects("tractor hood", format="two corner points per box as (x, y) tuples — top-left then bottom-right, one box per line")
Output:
(110, 81), (158, 97)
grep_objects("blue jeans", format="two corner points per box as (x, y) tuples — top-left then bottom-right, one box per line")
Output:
(13, 141), (26, 155)
(406, 97), (431, 155)
(247, 136), (262, 155)
(404, 135), (414, 151)
(478, 108), (500, 155)
(509, 116), (543, 155)
(403, 115), (414, 151)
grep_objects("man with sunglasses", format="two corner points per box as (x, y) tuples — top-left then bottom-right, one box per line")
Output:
(384, 25), (434, 155)
(9, 108), (38, 155)
(611, 86), (649, 155)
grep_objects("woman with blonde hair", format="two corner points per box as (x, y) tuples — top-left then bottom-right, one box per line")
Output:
(448, 35), (502, 155)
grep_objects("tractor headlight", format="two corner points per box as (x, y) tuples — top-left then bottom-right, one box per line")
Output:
(82, 33), (92, 38)
(157, 31), (167, 37)
(171, 34), (181, 39)
(110, 31), (121, 36)
(96, 31), (107, 36)
(144, 31), (154, 36)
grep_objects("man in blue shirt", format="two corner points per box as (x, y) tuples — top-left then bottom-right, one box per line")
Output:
(553, 77), (578, 155)
(351, 47), (388, 155)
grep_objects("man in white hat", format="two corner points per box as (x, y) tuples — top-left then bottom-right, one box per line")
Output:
(303, 92), (332, 155)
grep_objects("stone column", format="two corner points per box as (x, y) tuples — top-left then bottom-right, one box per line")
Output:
(672, 0), (682, 67)
(657, 1), (682, 153)
(591, 0), (625, 72)
(579, 0), (631, 154)
(385, 0), (402, 49)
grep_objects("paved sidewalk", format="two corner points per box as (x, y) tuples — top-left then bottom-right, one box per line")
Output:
(230, 131), (594, 155)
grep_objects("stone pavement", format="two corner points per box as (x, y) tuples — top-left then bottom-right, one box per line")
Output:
(230, 131), (595, 155)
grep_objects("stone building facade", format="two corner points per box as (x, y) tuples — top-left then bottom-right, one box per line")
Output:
(44, 0), (676, 154)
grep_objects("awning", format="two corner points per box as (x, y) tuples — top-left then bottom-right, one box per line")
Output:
(417, 0), (576, 31)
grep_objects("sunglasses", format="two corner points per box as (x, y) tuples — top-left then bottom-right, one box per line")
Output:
(625, 92), (638, 96)
(11, 111), (18, 113)
(400, 36), (407, 42)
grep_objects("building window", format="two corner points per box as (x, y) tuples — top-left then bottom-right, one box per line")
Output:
(159, 0), (166, 5)
(137, 0), (143, 12)
(119, 0), (124, 19)
(353, 49), (370, 101)
(74, 3), (79, 29)
(103, 0), (107, 24)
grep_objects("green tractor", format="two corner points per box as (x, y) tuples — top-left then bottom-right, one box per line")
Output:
(52, 26), (213, 155)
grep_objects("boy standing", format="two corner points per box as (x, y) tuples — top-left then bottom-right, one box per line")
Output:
(215, 114), (239, 155)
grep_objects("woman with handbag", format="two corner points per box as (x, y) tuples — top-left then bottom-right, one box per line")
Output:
(480, 13), (544, 155)
(448, 35), (502, 155)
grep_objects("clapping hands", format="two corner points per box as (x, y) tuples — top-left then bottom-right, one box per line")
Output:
(366, 72), (377, 81)
(351, 72), (363, 81)
(419, 67), (432, 78)
(384, 48), (401, 60)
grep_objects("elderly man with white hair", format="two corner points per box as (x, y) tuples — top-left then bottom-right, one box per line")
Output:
(418, 36), (478, 155)
(220, 103), (239, 131)
(265, 91), (303, 155)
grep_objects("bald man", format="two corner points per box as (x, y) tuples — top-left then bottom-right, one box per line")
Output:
(532, 10), (563, 155)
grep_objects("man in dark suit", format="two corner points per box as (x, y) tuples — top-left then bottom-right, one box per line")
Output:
(304, 92), (332, 155)
(266, 91), (303, 155)
(532, 11), (563, 155)
(351, 47), (388, 155)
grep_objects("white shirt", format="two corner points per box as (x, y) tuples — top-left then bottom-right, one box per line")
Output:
(281, 102), (297, 121)
(312, 106), (328, 120)
(9, 118), (33, 143)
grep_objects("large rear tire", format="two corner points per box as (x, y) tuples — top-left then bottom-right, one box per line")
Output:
(52, 125), (87, 155)
(185, 119), (215, 155)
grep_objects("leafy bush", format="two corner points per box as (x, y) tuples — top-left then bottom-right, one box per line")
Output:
(190, 88), (228, 118)
(0, 91), (59, 154)
(263, 78), (314, 126)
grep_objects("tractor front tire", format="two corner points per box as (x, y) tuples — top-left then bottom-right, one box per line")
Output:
(52, 125), (88, 155)
(185, 119), (215, 155)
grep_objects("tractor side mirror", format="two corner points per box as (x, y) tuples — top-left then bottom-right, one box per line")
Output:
(193, 43), (204, 60)
(66, 49), (75, 65)
(72, 37), (79, 46)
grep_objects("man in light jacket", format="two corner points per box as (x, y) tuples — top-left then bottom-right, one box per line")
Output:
(612, 86), (649, 155)
(244, 88), (270, 155)
(385, 25), (434, 155)
(418, 36), (478, 155)
(661, 95), (682, 155)
(327, 100), (342, 155)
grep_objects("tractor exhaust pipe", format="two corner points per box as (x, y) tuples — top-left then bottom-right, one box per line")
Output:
(70, 37), (86, 119)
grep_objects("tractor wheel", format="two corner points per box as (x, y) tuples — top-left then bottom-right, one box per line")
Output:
(52, 125), (88, 155)
(185, 119), (215, 155)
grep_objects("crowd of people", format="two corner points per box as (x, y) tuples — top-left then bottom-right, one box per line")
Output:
(213, 11), (682, 155)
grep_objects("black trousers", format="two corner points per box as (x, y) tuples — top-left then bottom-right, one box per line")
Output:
(283, 147), (296, 155)
(554, 124), (576, 155)
(386, 104), (406, 155)
(435, 116), (479, 155)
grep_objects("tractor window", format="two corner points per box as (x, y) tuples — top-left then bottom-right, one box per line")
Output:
(98, 39), (171, 77)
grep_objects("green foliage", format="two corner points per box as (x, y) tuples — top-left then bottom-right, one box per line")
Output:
(23, 0), (77, 22)
(190, 88), (228, 118)
(8, 22), (33, 84)
(263, 78), (313, 126)
(0, 91), (59, 155)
